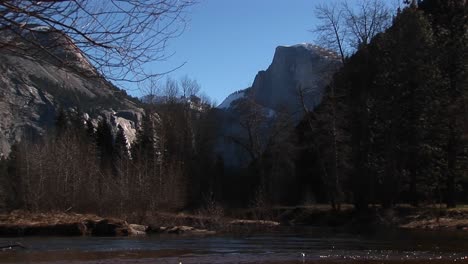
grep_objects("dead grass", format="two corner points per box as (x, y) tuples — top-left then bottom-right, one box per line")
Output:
(273, 204), (355, 211)
(401, 217), (468, 230)
(0, 210), (103, 226)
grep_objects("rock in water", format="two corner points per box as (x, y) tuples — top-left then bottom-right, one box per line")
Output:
(128, 224), (148, 236)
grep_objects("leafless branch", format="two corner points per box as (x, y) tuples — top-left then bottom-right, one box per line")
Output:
(312, 0), (392, 62)
(0, 0), (195, 83)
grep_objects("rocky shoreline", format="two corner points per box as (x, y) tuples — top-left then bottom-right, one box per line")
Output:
(1, 206), (467, 238)
(0, 212), (147, 237)
(0, 211), (282, 237)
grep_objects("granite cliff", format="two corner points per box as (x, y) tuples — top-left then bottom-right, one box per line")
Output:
(219, 43), (340, 115)
(0, 25), (143, 157)
(217, 44), (340, 167)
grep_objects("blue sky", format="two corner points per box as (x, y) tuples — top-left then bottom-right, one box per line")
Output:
(130, 0), (398, 104)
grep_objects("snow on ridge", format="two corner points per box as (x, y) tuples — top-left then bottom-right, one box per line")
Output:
(30, 26), (51, 32)
(281, 43), (341, 61)
(279, 43), (318, 50)
(278, 43), (339, 57)
(217, 90), (245, 109)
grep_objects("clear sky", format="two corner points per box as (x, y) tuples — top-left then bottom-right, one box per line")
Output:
(131, 0), (398, 104)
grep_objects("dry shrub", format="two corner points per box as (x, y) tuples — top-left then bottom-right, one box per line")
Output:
(196, 193), (224, 229)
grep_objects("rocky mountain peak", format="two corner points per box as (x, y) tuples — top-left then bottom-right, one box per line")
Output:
(253, 43), (340, 114)
(274, 43), (340, 61)
(216, 43), (340, 167)
(218, 43), (340, 116)
(0, 24), (96, 74)
(0, 24), (143, 157)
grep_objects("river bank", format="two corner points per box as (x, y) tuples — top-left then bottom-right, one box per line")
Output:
(0, 211), (148, 237)
(1, 205), (467, 238)
(290, 205), (468, 231)
(258, 205), (468, 232)
(0, 210), (280, 237)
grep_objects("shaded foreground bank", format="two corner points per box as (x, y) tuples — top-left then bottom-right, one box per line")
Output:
(2, 251), (468, 264)
(0, 210), (280, 237)
(2, 205), (468, 237)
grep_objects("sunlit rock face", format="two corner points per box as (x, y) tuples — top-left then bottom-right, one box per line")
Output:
(216, 44), (340, 167)
(0, 25), (143, 157)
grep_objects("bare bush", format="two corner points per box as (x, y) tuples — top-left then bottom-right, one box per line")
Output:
(197, 193), (224, 228)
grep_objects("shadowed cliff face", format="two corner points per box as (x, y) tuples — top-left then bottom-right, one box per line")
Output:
(251, 44), (340, 116)
(0, 25), (143, 157)
(219, 44), (340, 115)
(216, 44), (340, 167)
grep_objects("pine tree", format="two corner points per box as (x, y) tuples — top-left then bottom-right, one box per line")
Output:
(372, 7), (444, 207)
(5, 143), (24, 209)
(132, 112), (158, 164)
(0, 157), (9, 211)
(86, 119), (95, 140)
(420, 0), (467, 207)
(130, 110), (160, 211)
(114, 125), (129, 161)
(54, 108), (68, 138)
(95, 117), (114, 172)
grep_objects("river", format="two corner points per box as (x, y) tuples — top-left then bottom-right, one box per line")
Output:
(1, 227), (468, 263)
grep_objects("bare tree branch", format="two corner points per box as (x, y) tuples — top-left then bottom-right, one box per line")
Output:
(312, 0), (392, 61)
(313, 2), (347, 63)
(0, 0), (195, 84)
(180, 75), (201, 98)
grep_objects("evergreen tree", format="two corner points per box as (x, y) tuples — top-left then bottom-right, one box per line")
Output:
(86, 119), (96, 140)
(54, 108), (68, 137)
(95, 118), (114, 173)
(419, 0), (467, 207)
(130, 110), (160, 210)
(114, 125), (129, 161)
(0, 157), (9, 212)
(298, 4), (460, 210)
(5, 143), (24, 209)
(371, 8), (444, 207)
(132, 112), (158, 165)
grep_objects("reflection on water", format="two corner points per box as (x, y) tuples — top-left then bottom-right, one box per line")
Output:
(1, 227), (468, 263)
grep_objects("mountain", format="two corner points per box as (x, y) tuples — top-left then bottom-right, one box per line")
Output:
(216, 44), (340, 167)
(218, 90), (246, 109)
(0, 25), (143, 157)
(218, 43), (340, 115)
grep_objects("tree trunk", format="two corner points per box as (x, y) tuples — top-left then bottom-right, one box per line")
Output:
(446, 130), (457, 208)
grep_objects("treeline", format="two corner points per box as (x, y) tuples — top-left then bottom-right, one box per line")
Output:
(297, 0), (467, 210)
(0, 1), (466, 216)
(0, 78), (222, 215)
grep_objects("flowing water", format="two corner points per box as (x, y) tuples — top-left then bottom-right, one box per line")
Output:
(1, 227), (468, 263)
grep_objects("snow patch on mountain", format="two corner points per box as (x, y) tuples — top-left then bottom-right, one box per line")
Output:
(217, 90), (246, 109)
(30, 26), (51, 32)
